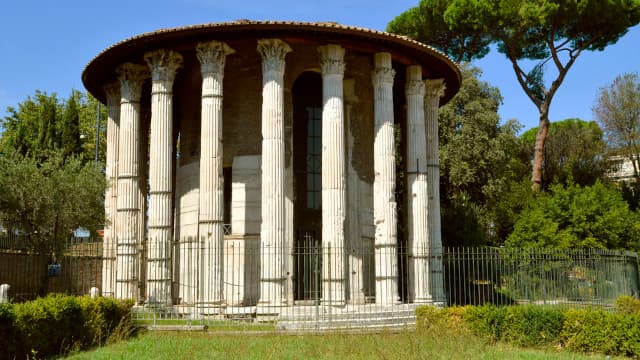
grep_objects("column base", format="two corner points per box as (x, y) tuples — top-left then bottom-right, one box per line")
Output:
(195, 302), (227, 315)
(256, 303), (287, 317)
(347, 293), (367, 305)
(259, 278), (288, 307)
(413, 296), (434, 304)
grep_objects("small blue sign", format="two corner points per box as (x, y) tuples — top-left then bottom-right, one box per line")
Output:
(48, 264), (61, 277)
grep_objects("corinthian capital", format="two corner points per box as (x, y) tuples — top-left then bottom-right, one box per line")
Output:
(144, 49), (183, 84)
(116, 63), (149, 103)
(257, 38), (292, 74)
(197, 41), (235, 75)
(405, 65), (425, 97)
(372, 67), (395, 87)
(406, 79), (425, 97)
(372, 52), (395, 87)
(424, 79), (446, 99)
(318, 44), (345, 76)
(104, 81), (121, 107)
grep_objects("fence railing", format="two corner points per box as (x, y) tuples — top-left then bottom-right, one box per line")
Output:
(444, 247), (639, 308)
(1, 233), (638, 330)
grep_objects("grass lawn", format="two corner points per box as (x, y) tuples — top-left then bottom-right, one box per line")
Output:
(66, 328), (617, 360)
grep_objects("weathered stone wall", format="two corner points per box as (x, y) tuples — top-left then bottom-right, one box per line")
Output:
(173, 161), (200, 304)
(231, 155), (262, 235)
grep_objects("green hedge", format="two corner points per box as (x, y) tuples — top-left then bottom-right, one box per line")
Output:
(0, 303), (18, 358)
(2, 294), (133, 359)
(562, 308), (640, 356)
(615, 295), (640, 314)
(416, 298), (640, 357)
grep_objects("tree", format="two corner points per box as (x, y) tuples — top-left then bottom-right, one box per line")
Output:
(438, 65), (527, 245)
(387, 0), (490, 62)
(76, 92), (107, 164)
(388, 0), (640, 191)
(37, 95), (58, 154)
(593, 72), (640, 183)
(520, 118), (609, 188)
(61, 93), (82, 158)
(0, 91), (59, 157)
(0, 90), (107, 164)
(0, 151), (105, 259)
(506, 181), (640, 250)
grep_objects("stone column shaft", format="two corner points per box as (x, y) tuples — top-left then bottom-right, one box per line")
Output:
(144, 50), (182, 305)
(344, 79), (365, 304)
(196, 41), (234, 308)
(319, 44), (347, 305)
(372, 53), (398, 305)
(405, 66), (430, 303)
(425, 79), (446, 303)
(115, 63), (148, 301)
(103, 82), (120, 298)
(258, 39), (291, 306)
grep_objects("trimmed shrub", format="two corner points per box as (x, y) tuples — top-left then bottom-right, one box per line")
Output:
(14, 294), (85, 357)
(416, 302), (640, 357)
(0, 303), (17, 360)
(77, 296), (134, 346)
(3, 295), (134, 359)
(501, 306), (564, 347)
(616, 295), (640, 314)
(416, 305), (468, 333)
(561, 308), (640, 356)
(462, 305), (564, 347)
(463, 305), (507, 342)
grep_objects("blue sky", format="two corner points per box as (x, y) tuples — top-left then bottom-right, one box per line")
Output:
(0, 0), (638, 131)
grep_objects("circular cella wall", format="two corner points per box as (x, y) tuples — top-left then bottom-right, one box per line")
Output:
(83, 20), (460, 310)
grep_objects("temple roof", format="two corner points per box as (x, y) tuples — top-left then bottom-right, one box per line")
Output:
(83, 20), (461, 104)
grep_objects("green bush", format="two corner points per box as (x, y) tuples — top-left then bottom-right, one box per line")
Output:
(462, 305), (564, 347)
(561, 308), (640, 356)
(0, 303), (17, 360)
(506, 181), (640, 250)
(616, 295), (640, 314)
(77, 295), (133, 345)
(501, 306), (564, 347)
(463, 305), (507, 342)
(3, 295), (133, 359)
(14, 294), (85, 357)
(416, 301), (640, 357)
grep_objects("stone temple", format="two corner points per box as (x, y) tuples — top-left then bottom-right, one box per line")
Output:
(82, 21), (461, 314)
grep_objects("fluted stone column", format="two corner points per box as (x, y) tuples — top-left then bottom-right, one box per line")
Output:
(115, 63), (148, 301)
(258, 39), (291, 306)
(103, 82), (120, 298)
(318, 44), (347, 305)
(372, 53), (398, 305)
(425, 79), (446, 303)
(344, 79), (366, 304)
(405, 66), (430, 303)
(196, 41), (234, 308)
(144, 50), (182, 305)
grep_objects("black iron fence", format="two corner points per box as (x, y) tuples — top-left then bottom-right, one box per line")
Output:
(1, 233), (638, 310)
(444, 247), (639, 308)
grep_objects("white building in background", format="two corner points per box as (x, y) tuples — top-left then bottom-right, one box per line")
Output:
(608, 155), (638, 182)
(82, 21), (461, 313)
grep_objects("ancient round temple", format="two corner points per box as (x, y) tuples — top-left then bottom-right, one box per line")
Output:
(83, 20), (461, 314)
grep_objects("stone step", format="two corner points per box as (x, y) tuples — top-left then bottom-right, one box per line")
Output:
(278, 315), (416, 331)
(277, 309), (416, 322)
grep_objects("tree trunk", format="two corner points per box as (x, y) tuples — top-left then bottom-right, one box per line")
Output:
(531, 106), (550, 192)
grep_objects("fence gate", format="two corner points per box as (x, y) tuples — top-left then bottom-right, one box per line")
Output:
(294, 230), (322, 304)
